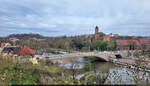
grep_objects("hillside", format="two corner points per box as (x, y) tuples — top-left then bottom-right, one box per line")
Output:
(0, 32), (116, 53)
(8, 34), (45, 40)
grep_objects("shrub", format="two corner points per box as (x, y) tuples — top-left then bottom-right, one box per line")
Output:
(84, 62), (92, 71)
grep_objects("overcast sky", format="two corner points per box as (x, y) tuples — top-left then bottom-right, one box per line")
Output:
(0, 0), (150, 37)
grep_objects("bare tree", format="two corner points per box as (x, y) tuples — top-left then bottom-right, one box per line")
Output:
(69, 58), (80, 83)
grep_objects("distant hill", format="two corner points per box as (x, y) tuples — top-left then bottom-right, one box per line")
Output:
(7, 33), (45, 39)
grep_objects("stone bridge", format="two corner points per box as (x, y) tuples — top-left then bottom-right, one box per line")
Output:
(48, 51), (133, 62)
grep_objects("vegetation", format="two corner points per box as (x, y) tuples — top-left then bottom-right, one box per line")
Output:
(90, 41), (116, 51)
(84, 62), (92, 71)
(1, 33), (150, 85)
(0, 33), (116, 52)
(0, 55), (68, 85)
(0, 55), (103, 85)
(86, 74), (97, 84)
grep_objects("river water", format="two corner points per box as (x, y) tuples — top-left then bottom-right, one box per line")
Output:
(64, 57), (150, 84)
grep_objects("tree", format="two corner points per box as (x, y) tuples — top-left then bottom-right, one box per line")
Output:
(72, 39), (84, 50)
(107, 41), (116, 51)
(69, 58), (81, 83)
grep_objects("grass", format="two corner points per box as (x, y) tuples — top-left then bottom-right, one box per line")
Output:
(0, 54), (102, 85)
(85, 56), (97, 62)
(0, 54), (71, 85)
(49, 65), (59, 73)
(0, 55), (41, 85)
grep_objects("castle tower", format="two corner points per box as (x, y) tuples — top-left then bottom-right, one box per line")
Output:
(94, 26), (99, 40)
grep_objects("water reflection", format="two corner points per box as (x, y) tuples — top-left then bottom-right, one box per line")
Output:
(94, 62), (115, 73)
(64, 58), (86, 69)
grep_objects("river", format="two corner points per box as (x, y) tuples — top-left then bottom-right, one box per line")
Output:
(64, 57), (150, 84)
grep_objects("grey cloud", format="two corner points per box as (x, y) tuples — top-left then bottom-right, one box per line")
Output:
(0, 0), (150, 36)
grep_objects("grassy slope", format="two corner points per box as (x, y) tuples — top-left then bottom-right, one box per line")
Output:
(0, 55), (71, 85)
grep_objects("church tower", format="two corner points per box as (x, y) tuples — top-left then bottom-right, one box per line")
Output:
(94, 26), (99, 40)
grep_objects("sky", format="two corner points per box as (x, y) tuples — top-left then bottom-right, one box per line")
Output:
(0, 0), (150, 37)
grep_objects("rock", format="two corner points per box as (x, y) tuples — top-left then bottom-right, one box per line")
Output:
(146, 69), (150, 72)
(113, 59), (117, 62)
(130, 65), (135, 69)
(109, 56), (117, 62)
(145, 58), (149, 61)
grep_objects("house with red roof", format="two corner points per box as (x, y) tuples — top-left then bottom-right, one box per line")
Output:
(116, 37), (142, 50)
(113, 34), (119, 38)
(14, 46), (36, 55)
(9, 37), (19, 42)
(1, 42), (6, 47)
(103, 35), (110, 42)
(139, 37), (150, 49)
(2, 45), (36, 56)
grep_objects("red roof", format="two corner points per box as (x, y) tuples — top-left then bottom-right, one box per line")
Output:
(1, 42), (6, 47)
(116, 40), (128, 46)
(9, 37), (17, 40)
(139, 37), (150, 45)
(116, 39), (141, 46)
(113, 34), (119, 37)
(103, 36), (110, 42)
(14, 46), (36, 55)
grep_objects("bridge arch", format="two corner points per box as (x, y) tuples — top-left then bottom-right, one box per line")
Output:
(84, 56), (107, 62)
(115, 54), (122, 59)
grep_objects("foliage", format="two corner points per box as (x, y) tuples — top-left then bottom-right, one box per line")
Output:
(56, 80), (67, 85)
(0, 55), (69, 85)
(90, 41), (116, 51)
(0, 33), (117, 52)
(49, 65), (59, 74)
(46, 49), (59, 54)
(71, 39), (85, 50)
(87, 74), (96, 82)
(84, 62), (92, 71)
(86, 56), (97, 62)
(10, 72), (37, 85)
(69, 76), (75, 83)
(8, 33), (44, 40)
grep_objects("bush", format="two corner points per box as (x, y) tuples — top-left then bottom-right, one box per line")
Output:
(49, 66), (59, 74)
(84, 62), (92, 71)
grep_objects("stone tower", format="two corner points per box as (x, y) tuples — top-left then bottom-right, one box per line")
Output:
(94, 26), (99, 40)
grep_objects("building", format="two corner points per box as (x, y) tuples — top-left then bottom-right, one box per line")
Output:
(115, 36), (150, 50)
(14, 46), (36, 55)
(113, 34), (119, 38)
(109, 33), (119, 38)
(139, 37), (150, 49)
(92, 26), (149, 50)
(116, 37), (142, 50)
(1, 45), (36, 55)
(9, 37), (19, 42)
(94, 26), (99, 40)
(103, 36), (110, 42)
(2, 46), (20, 54)
(1, 42), (6, 47)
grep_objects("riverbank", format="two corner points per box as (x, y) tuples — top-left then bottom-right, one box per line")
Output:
(112, 57), (150, 72)
(0, 52), (150, 85)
